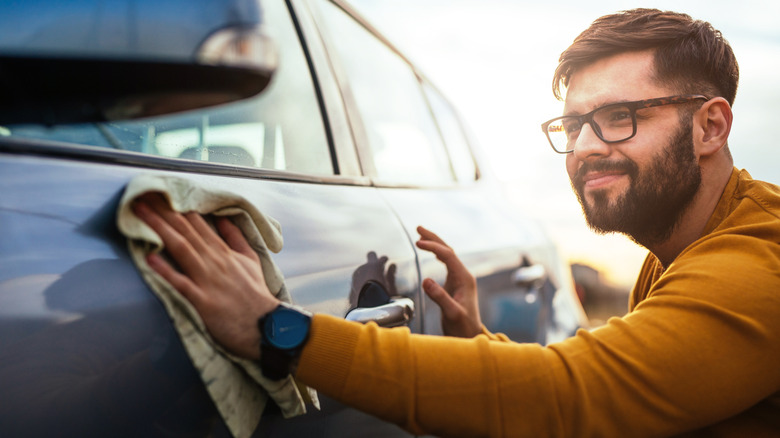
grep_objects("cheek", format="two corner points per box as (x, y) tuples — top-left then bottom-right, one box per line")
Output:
(565, 155), (579, 180)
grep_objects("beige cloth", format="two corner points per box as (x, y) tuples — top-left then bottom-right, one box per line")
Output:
(116, 174), (318, 438)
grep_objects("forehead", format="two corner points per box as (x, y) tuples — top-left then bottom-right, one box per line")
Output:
(563, 50), (672, 114)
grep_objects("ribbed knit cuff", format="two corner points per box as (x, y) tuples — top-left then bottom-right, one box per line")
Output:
(295, 314), (362, 399)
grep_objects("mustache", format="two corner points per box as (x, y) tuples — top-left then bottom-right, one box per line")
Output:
(572, 159), (638, 187)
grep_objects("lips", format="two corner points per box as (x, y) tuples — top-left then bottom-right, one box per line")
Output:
(573, 160), (637, 192)
(581, 171), (626, 189)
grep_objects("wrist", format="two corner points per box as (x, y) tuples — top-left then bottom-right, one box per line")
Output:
(259, 297), (282, 318)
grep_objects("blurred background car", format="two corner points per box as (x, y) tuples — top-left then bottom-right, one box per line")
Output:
(0, 0), (587, 436)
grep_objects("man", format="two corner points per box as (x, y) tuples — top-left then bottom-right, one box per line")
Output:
(133, 8), (780, 437)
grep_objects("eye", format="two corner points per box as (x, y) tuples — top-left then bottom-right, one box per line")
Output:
(561, 118), (582, 138)
(596, 106), (633, 127)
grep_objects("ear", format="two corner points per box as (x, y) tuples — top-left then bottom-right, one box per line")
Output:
(693, 97), (732, 157)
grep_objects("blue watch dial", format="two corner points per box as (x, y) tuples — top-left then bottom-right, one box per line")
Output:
(264, 306), (311, 350)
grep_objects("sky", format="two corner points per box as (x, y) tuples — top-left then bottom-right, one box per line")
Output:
(349, 0), (780, 286)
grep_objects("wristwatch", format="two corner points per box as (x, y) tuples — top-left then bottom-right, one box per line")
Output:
(258, 302), (312, 380)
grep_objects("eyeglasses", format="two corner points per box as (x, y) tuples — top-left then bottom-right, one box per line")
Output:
(541, 94), (709, 154)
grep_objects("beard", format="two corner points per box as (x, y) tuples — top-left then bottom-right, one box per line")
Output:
(571, 119), (702, 247)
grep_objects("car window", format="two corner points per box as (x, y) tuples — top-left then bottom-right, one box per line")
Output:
(422, 83), (478, 183)
(318, 1), (454, 186)
(2, 1), (334, 176)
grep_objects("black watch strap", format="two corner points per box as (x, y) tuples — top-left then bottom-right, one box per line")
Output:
(260, 343), (295, 380)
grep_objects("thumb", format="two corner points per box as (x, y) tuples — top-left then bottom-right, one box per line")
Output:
(423, 278), (460, 317)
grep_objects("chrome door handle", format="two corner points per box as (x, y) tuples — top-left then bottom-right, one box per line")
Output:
(511, 263), (547, 288)
(345, 297), (415, 327)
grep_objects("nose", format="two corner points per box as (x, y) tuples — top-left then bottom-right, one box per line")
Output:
(572, 122), (611, 160)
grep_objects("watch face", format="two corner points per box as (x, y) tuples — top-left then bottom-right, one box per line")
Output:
(264, 307), (311, 350)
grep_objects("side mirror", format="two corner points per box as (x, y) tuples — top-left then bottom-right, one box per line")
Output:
(0, 0), (277, 124)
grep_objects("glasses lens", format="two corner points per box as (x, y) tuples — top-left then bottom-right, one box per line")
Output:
(592, 105), (635, 142)
(545, 119), (575, 153)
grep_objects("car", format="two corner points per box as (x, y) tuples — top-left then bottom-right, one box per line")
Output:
(0, 0), (588, 436)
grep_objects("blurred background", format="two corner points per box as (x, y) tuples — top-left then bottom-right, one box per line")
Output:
(350, 0), (780, 321)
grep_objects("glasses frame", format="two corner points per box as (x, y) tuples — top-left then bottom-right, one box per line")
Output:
(541, 94), (710, 154)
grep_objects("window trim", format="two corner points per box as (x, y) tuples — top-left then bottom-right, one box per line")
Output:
(289, 0), (364, 178)
(0, 137), (372, 186)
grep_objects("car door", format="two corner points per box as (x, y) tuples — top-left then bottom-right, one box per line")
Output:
(0, 1), (422, 437)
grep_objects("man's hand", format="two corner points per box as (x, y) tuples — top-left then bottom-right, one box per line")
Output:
(416, 226), (482, 338)
(132, 193), (280, 360)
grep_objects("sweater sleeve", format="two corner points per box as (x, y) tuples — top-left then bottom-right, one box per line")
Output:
(295, 234), (780, 438)
(481, 325), (512, 342)
(296, 315), (560, 437)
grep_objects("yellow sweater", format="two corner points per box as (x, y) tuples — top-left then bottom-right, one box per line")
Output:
(296, 168), (780, 437)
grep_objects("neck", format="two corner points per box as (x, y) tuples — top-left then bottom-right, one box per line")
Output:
(642, 161), (733, 268)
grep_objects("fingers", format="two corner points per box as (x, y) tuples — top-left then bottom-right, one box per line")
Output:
(133, 196), (206, 276)
(417, 225), (448, 247)
(422, 278), (460, 316)
(416, 229), (468, 273)
(416, 239), (453, 262)
(141, 194), (214, 256)
(424, 277), (481, 338)
(216, 217), (259, 262)
(135, 193), (201, 251)
(186, 211), (231, 253)
(417, 227), (482, 338)
(146, 252), (203, 302)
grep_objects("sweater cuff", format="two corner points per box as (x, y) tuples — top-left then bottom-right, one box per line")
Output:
(295, 314), (362, 398)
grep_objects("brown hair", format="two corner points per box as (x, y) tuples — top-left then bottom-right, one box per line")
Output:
(553, 8), (739, 106)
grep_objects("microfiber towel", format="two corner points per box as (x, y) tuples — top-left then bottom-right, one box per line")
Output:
(116, 174), (319, 438)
